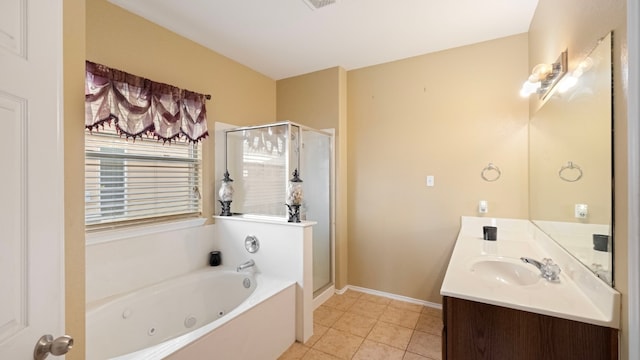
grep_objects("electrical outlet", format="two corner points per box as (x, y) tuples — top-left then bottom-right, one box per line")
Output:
(479, 200), (488, 214)
(575, 204), (588, 218)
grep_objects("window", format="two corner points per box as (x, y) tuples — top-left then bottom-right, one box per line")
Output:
(84, 61), (209, 230)
(240, 139), (287, 215)
(85, 126), (202, 229)
(98, 147), (125, 217)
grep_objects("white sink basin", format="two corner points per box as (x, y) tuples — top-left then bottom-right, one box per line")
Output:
(469, 257), (541, 286)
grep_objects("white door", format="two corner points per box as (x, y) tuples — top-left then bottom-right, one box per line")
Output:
(0, 0), (67, 359)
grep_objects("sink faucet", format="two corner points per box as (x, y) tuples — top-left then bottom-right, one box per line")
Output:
(237, 259), (255, 272)
(521, 257), (561, 281)
(591, 263), (612, 284)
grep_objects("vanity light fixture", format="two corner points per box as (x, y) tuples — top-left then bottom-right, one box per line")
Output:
(520, 50), (568, 99)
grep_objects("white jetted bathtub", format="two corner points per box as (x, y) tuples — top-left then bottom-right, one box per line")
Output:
(86, 267), (296, 359)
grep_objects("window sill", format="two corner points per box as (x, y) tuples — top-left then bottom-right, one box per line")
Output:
(85, 217), (207, 246)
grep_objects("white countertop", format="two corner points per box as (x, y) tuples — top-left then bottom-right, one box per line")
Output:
(440, 216), (620, 328)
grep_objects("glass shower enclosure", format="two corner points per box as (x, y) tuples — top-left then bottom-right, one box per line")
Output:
(223, 121), (334, 295)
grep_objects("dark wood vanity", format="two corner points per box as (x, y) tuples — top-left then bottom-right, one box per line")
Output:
(442, 296), (618, 360)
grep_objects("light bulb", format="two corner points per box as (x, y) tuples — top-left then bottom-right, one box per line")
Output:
(557, 75), (578, 93)
(529, 63), (553, 82)
(520, 80), (541, 97)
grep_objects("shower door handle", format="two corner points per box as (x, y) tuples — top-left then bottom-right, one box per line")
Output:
(33, 334), (74, 360)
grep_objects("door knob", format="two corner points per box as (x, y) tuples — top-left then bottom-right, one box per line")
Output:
(33, 334), (73, 360)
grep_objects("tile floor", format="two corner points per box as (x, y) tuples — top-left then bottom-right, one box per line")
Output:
(278, 290), (443, 360)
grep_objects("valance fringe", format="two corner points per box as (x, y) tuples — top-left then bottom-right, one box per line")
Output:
(85, 61), (210, 144)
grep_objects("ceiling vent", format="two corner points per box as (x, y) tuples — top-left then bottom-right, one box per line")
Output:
(302, 0), (338, 10)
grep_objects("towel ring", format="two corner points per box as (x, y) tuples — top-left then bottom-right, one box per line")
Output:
(481, 163), (501, 182)
(559, 161), (583, 182)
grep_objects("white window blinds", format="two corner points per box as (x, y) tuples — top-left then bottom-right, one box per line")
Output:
(85, 126), (202, 229)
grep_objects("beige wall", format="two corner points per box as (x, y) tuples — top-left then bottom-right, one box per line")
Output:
(347, 34), (530, 302)
(277, 67), (340, 129)
(528, 1), (628, 358)
(276, 67), (350, 289)
(64, 0), (86, 358)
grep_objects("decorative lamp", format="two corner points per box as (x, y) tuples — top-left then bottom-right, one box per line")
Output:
(286, 168), (303, 223)
(218, 170), (234, 216)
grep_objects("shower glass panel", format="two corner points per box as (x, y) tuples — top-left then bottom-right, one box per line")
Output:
(300, 128), (332, 294)
(224, 121), (333, 295)
(225, 123), (292, 216)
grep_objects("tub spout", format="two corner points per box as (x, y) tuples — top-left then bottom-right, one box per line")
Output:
(237, 259), (255, 272)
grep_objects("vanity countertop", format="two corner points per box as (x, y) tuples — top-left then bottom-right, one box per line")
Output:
(440, 216), (620, 328)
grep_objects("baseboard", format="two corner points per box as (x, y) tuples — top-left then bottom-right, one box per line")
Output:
(313, 285), (335, 310)
(335, 284), (442, 310)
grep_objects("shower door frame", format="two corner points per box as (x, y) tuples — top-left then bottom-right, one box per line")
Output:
(300, 126), (336, 297)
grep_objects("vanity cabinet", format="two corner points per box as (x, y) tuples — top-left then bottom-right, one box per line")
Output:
(442, 296), (618, 360)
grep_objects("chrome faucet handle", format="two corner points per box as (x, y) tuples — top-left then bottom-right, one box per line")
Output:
(541, 258), (561, 281)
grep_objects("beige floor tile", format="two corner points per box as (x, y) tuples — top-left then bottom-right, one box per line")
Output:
(348, 299), (387, 319)
(421, 306), (442, 319)
(359, 293), (392, 305)
(407, 330), (442, 360)
(302, 348), (342, 360)
(310, 295), (444, 360)
(366, 321), (413, 350)
(414, 313), (443, 336)
(332, 311), (377, 337)
(314, 305), (345, 327)
(352, 339), (405, 360)
(278, 342), (310, 360)
(312, 328), (364, 360)
(379, 306), (420, 329)
(323, 294), (358, 311)
(305, 323), (330, 347)
(389, 299), (424, 313)
(403, 351), (430, 360)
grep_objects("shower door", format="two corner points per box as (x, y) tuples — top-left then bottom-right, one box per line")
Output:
(300, 129), (333, 294)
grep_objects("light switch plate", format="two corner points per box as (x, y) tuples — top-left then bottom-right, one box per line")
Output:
(426, 175), (434, 187)
(479, 200), (488, 213)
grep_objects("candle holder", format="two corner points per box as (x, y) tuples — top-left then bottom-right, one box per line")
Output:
(218, 170), (234, 216)
(286, 169), (303, 223)
(286, 204), (301, 223)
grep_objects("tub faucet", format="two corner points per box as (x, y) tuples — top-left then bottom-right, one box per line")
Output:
(521, 257), (561, 281)
(237, 259), (255, 272)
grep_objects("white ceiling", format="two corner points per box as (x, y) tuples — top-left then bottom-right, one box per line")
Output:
(109, 0), (539, 80)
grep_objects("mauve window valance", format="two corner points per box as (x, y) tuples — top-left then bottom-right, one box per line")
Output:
(85, 61), (209, 143)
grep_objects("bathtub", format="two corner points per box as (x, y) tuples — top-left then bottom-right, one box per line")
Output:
(86, 267), (296, 359)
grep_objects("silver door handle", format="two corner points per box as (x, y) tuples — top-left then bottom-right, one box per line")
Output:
(33, 334), (73, 360)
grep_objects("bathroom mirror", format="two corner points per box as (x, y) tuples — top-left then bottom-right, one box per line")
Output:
(529, 33), (613, 285)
